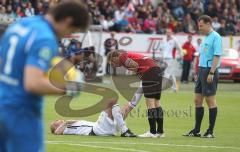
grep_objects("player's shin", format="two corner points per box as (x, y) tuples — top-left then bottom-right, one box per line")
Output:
(194, 107), (204, 132)
(155, 106), (164, 134)
(147, 108), (157, 134)
(208, 107), (217, 133)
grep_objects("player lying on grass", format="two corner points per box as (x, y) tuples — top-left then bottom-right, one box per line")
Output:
(107, 50), (166, 138)
(50, 104), (137, 137)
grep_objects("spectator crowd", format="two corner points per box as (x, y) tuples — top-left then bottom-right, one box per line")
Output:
(0, 0), (240, 35)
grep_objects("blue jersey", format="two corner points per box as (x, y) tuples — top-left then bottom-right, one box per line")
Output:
(199, 31), (222, 68)
(0, 16), (58, 110)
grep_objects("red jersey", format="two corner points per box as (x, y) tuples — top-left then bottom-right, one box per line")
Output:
(119, 52), (157, 74)
(182, 42), (196, 61)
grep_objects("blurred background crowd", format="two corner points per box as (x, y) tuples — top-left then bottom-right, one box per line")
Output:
(0, 0), (240, 35)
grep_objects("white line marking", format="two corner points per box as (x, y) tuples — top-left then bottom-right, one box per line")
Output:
(82, 141), (240, 150)
(47, 141), (149, 152)
(46, 141), (240, 151)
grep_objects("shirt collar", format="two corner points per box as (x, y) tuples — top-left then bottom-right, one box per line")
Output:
(206, 30), (214, 36)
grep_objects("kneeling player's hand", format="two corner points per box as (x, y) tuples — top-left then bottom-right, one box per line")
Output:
(121, 103), (134, 119)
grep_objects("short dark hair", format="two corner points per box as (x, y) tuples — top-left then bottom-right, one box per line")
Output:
(49, 0), (90, 31)
(198, 15), (212, 24)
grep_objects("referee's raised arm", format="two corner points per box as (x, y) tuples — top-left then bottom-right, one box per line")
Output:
(184, 15), (222, 138)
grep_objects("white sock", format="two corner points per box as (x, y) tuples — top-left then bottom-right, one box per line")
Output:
(171, 75), (177, 90)
(129, 86), (143, 108)
(112, 104), (128, 133)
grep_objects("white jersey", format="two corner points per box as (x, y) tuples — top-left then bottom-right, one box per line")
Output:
(63, 120), (94, 135)
(162, 38), (181, 59)
(63, 111), (117, 136)
(93, 111), (117, 136)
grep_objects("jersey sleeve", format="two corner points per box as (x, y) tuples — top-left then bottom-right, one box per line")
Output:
(26, 38), (57, 72)
(213, 35), (222, 56)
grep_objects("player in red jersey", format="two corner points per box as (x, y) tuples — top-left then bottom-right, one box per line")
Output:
(107, 50), (165, 138)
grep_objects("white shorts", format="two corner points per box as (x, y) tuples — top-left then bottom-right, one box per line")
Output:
(164, 58), (176, 76)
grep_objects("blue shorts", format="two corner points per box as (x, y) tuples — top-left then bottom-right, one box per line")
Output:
(194, 67), (219, 96)
(0, 105), (44, 152)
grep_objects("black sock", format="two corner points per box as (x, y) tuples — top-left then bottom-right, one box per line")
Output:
(194, 107), (204, 133)
(208, 107), (217, 133)
(147, 108), (157, 134)
(155, 107), (164, 133)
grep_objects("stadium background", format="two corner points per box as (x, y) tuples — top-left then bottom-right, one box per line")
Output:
(1, 0), (240, 35)
(1, 0), (240, 76)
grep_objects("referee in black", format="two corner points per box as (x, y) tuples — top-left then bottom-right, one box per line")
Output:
(184, 15), (222, 138)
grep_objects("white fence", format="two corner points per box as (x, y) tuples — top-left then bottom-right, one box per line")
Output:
(71, 32), (240, 56)
(69, 32), (240, 76)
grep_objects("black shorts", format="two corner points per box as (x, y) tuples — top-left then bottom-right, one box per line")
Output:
(142, 67), (163, 100)
(195, 67), (219, 96)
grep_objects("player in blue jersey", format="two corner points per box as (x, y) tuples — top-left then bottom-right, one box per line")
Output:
(0, 1), (89, 152)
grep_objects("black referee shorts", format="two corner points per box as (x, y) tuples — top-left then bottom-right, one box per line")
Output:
(142, 67), (163, 100)
(195, 67), (219, 96)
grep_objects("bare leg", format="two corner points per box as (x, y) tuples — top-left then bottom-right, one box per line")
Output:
(205, 95), (217, 108)
(195, 93), (204, 107)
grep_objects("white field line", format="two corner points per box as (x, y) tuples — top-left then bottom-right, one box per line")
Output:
(83, 141), (240, 150)
(47, 141), (149, 152)
(46, 141), (240, 151)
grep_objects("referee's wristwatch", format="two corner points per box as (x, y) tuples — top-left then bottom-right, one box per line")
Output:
(209, 71), (215, 75)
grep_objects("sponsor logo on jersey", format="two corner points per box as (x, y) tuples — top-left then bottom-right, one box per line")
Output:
(39, 47), (51, 60)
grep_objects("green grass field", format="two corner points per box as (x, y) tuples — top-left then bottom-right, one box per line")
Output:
(45, 79), (240, 152)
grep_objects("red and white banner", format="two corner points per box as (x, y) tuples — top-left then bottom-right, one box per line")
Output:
(69, 32), (239, 56)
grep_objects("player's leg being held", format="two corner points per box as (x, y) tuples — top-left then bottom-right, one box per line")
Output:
(111, 104), (137, 137)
